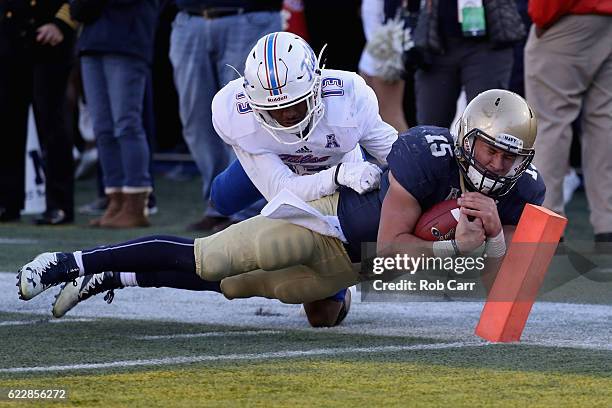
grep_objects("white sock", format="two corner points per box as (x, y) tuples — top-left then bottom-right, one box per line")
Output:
(119, 272), (138, 287)
(73, 251), (85, 276)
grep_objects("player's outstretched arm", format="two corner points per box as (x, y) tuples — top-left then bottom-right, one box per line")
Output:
(234, 146), (382, 201)
(234, 146), (339, 202)
(377, 171), (429, 256)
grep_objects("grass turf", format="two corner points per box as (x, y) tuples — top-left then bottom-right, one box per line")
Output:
(0, 359), (611, 407)
(0, 312), (610, 378)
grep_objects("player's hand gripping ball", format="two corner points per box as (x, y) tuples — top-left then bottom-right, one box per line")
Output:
(414, 199), (460, 241)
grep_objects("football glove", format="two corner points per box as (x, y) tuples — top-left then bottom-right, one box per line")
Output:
(334, 162), (382, 194)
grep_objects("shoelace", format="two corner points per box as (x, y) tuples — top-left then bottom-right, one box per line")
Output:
(103, 290), (115, 304)
(34, 254), (79, 286)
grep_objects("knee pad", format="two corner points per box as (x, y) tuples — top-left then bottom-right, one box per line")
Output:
(254, 225), (315, 271)
(197, 222), (265, 281)
(199, 249), (228, 282)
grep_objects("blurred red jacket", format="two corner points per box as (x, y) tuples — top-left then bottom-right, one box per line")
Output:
(529, 0), (612, 28)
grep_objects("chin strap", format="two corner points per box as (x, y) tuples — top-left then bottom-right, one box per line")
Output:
(459, 174), (467, 195)
(316, 43), (328, 71)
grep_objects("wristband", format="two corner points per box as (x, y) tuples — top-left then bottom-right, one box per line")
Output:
(334, 163), (343, 186)
(451, 239), (461, 255)
(485, 229), (506, 258)
(433, 240), (458, 257)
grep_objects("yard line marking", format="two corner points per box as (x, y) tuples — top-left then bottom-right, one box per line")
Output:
(0, 238), (39, 245)
(0, 342), (486, 373)
(133, 330), (282, 340)
(523, 340), (612, 351)
(0, 318), (96, 326)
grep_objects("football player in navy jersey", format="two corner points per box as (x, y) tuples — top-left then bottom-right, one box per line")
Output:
(338, 89), (544, 265)
(17, 90), (545, 321)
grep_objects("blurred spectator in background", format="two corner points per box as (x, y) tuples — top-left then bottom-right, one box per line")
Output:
(169, 0), (281, 231)
(508, 0), (583, 208)
(412, 0), (525, 127)
(525, 0), (612, 243)
(74, 71), (160, 218)
(281, 0), (309, 39)
(358, 0), (409, 132)
(0, 0), (76, 224)
(74, 0), (159, 228)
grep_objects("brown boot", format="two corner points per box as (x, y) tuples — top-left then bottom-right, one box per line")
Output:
(89, 192), (124, 227)
(101, 192), (150, 228)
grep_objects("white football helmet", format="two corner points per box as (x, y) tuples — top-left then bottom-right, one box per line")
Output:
(455, 89), (537, 198)
(243, 32), (325, 144)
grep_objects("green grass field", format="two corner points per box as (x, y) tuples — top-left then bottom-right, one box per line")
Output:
(0, 175), (610, 407)
(0, 310), (610, 407)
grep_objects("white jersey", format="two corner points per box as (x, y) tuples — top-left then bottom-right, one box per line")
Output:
(212, 69), (398, 202)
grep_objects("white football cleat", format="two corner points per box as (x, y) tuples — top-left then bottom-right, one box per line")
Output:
(53, 272), (122, 318)
(17, 252), (80, 301)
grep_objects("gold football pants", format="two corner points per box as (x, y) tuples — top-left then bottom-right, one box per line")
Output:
(194, 194), (359, 304)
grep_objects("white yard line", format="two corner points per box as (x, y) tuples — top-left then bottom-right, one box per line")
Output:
(133, 330), (282, 340)
(0, 238), (39, 245)
(0, 318), (96, 326)
(0, 342), (486, 373)
(523, 340), (612, 351)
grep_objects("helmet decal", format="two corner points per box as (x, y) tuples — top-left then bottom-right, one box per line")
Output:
(263, 33), (283, 96)
(300, 42), (316, 81)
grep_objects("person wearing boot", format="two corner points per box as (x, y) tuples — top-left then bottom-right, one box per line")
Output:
(76, 0), (158, 228)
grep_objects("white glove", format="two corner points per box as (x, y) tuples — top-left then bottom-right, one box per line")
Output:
(334, 162), (383, 194)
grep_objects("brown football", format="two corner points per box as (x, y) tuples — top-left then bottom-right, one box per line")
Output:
(414, 199), (460, 241)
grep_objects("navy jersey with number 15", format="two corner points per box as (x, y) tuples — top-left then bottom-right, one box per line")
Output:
(337, 126), (546, 261)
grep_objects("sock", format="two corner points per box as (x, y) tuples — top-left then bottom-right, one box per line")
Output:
(119, 272), (138, 287)
(73, 251), (85, 276)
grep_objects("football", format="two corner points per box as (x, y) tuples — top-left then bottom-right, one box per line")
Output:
(414, 199), (460, 241)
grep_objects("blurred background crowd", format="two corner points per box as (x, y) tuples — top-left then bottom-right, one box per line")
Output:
(0, 0), (610, 242)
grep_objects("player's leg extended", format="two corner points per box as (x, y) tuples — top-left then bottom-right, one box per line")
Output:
(196, 192), (347, 281)
(18, 235), (198, 300)
(196, 216), (320, 281)
(218, 228), (358, 303)
(52, 269), (222, 318)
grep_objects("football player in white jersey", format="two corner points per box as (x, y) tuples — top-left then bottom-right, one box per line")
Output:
(211, 31), (398, 203)
(18, 32), (398, 328)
